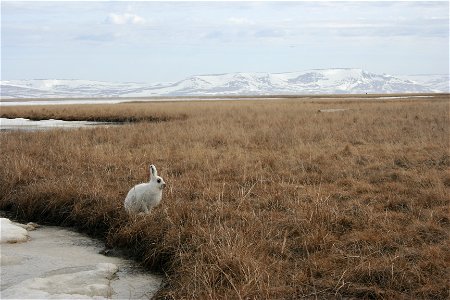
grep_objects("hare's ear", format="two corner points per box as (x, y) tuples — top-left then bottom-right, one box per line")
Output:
(149, 165), (158, 178)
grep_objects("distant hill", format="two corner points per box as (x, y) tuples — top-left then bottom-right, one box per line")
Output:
(1, 69), (448, 98)
(396, 74), (449, 93)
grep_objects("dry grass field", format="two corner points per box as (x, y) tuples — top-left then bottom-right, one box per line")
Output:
(1, 95), (449, 299)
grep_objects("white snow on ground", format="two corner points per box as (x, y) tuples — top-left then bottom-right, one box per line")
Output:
(374, 95), (435, 99)
(318, 109), (349, 113)
(1, 263), (118, 299)
(0, 219), (162, 299)
(0, 218), (29, 243)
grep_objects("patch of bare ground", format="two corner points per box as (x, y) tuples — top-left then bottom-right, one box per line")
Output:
(1, 95), (449, 298)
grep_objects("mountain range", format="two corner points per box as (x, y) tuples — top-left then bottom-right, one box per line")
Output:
(1, 69), (448, 99)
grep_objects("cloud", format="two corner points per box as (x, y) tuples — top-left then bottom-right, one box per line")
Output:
(204, 30), (224, 40)
(254, 28), (286, 38)
(106, 13), (146, 25)
(76, 33), (116, 42)
(227, 17), (254, 26)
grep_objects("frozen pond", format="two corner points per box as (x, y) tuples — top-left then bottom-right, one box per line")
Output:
(0, 98), (129, 106)
(0, 218), (162, 299)
(0, 118), (114, 131)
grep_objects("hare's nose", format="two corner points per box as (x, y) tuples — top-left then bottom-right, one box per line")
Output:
(162, 183), (167, 189)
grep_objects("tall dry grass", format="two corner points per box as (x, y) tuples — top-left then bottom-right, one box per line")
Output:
(0, 102), (187, 122)
(1, 95), (449, 299)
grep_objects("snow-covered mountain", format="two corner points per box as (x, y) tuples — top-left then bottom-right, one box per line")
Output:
(396, 74), (449, 93)
(0, 79), (164, 98)
(1, 69), (448, 99)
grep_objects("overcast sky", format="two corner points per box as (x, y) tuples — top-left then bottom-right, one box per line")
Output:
(1, 1), (449, 82)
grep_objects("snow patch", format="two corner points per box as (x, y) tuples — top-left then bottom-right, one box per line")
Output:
(318, 108), (349, 113)
(374, 95), (436, 99)
(0, 118), (109, 131)
(0, 218), (29, 243)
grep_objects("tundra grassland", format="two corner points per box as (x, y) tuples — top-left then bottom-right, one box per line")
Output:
(1, 95), (449, 299)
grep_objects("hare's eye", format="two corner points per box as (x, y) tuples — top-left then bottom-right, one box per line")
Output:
(157, 179), (161, 183)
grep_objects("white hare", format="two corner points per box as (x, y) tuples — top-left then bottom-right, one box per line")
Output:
(124, 165), (166, 214)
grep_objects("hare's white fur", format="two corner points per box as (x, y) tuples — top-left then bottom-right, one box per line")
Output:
(124, 165), (166, 214)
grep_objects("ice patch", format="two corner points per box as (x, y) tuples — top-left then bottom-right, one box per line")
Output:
(0, 218), (29, 243)
(0, 255), (25, 266)
(1, 263), (118, 299)
(0, 221), (162, 299)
